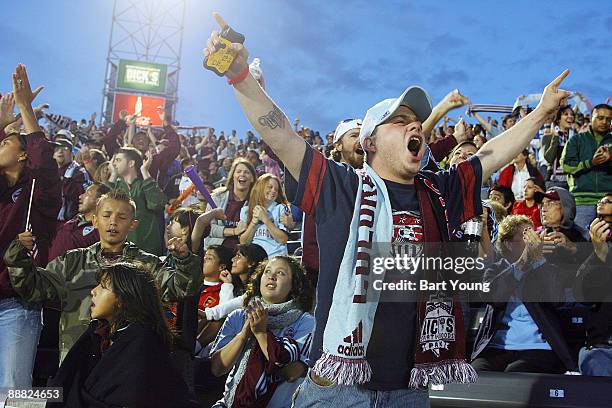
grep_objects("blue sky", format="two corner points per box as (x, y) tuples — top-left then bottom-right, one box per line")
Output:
(1, 0), (610, 137)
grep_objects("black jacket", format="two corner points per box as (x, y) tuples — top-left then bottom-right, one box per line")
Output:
(48, 320), (199, 408)
(574, 250), (612, 346)
(472, 258), (577, 371)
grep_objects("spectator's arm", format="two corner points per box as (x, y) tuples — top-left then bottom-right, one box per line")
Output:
(104, 118), (127, 157)
(205, 295), (244, 321)
(428, 135), (458, 162)
(210, 315), (251, 377)
(542, 132), (560, 164)
(204, 23), (306, 180)
(150, 124), (181, 180)
(471, 112), (493, 134)
(218, 283), (235, 304)
(125, 120), (135, 147)
(476, 70), (570, 180)
(5, 240), (69, 303)
(258, 317), (313, 372)
(152, 253), (202, 302)
(422, 89), (469, 138)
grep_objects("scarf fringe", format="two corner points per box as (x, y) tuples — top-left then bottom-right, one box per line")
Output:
(408, 359), (478, 388)
(312, 353), (372, 385)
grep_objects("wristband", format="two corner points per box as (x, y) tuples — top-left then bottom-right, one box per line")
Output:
(227, 67), (249, 86)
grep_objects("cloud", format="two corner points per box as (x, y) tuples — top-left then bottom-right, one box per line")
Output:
(427, 67), (469, 88)
(425, 33), (466, 53)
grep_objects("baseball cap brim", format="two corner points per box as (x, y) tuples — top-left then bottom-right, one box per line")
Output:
(534, 190), (560, 204)
(359, 86), (432, 148)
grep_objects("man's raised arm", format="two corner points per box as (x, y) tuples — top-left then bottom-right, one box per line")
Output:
(476, 70), (570, 180)
(203, 13), (306, 179)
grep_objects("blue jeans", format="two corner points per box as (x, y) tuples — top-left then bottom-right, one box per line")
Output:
(574, 205), (597, 238)
(0, 298), (42, 388)
(292, 370), (430, 408)
(579, 346), (612, 377)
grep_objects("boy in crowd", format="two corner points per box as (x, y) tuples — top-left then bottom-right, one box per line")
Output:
(5, 189), (201, 361)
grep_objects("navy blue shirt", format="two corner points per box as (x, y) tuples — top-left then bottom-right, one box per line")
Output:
(285, 145), (482, 390)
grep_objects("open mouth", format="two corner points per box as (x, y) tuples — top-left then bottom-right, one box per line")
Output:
(407, 136), (422, 156)
(107, 229), (119, 235)
(355, 148), (365, 156)
(265, 283), (276, 289)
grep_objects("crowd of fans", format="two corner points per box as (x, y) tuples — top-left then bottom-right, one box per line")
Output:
(0, 21), (611, 408)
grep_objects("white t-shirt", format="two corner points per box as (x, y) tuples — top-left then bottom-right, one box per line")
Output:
(511, 164), (530, 200)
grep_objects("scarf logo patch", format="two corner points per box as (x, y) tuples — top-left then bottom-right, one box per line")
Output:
(420, 298), (455, 357)
(337, 320), (365, 357)
(83, 226), (94, 236)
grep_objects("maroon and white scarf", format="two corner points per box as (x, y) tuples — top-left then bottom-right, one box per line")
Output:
(312, 165), (477, 387)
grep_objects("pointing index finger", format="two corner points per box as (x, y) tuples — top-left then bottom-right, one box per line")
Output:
(213, 12), (228, 30)
(550, 69), (570, 88)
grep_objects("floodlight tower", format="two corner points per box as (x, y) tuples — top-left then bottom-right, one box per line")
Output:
(100, 0), (186, 125)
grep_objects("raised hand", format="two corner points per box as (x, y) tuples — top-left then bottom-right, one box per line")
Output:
(537, 70), (571, 116)
(168, 237), (190, 259)
(247, 299), (268, 335)
(157, 106), (169, 125)
(438, 89), (470, 113)
(203, 13), (249, 79)
(0, 92), (17, 129)
(590, 218), (610, 262)
(219, 270), (233, 284)
(33, 103), (49, 119)
(12, 64), (43, 108)
(234, 221), (247, 236)
(140, 149), (154, 179)
(18, 231), (35, 251)
(453, 117), (467, 143)
(517, 229), (544, 267)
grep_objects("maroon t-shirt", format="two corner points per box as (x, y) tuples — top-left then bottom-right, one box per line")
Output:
(222, 191), (246, 251)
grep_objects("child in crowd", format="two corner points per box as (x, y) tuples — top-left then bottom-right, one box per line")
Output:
(210, 256), (314, 408)
(203, 243), (268, 322)
(48, 263), (199, 407)
(239, 174), (290, 257)
(196, 245), (234, 351)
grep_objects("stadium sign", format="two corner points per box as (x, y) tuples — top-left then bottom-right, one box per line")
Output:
(112, 93), (166, 126)
(116, 59), (167, 94)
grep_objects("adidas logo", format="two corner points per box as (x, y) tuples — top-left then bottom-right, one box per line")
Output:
(337, 321), (365, 357)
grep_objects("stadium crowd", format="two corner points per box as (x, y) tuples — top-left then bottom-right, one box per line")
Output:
(0, 15), (611, 408)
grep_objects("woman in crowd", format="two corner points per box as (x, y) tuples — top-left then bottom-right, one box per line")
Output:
(93, 160), (111, 183)
(210, 256), (315, 408)
(239, 173), (290, 257)
(49, 263), (198, 407)
(541, 105), (576, 189)
(203, 158), (257, 251)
